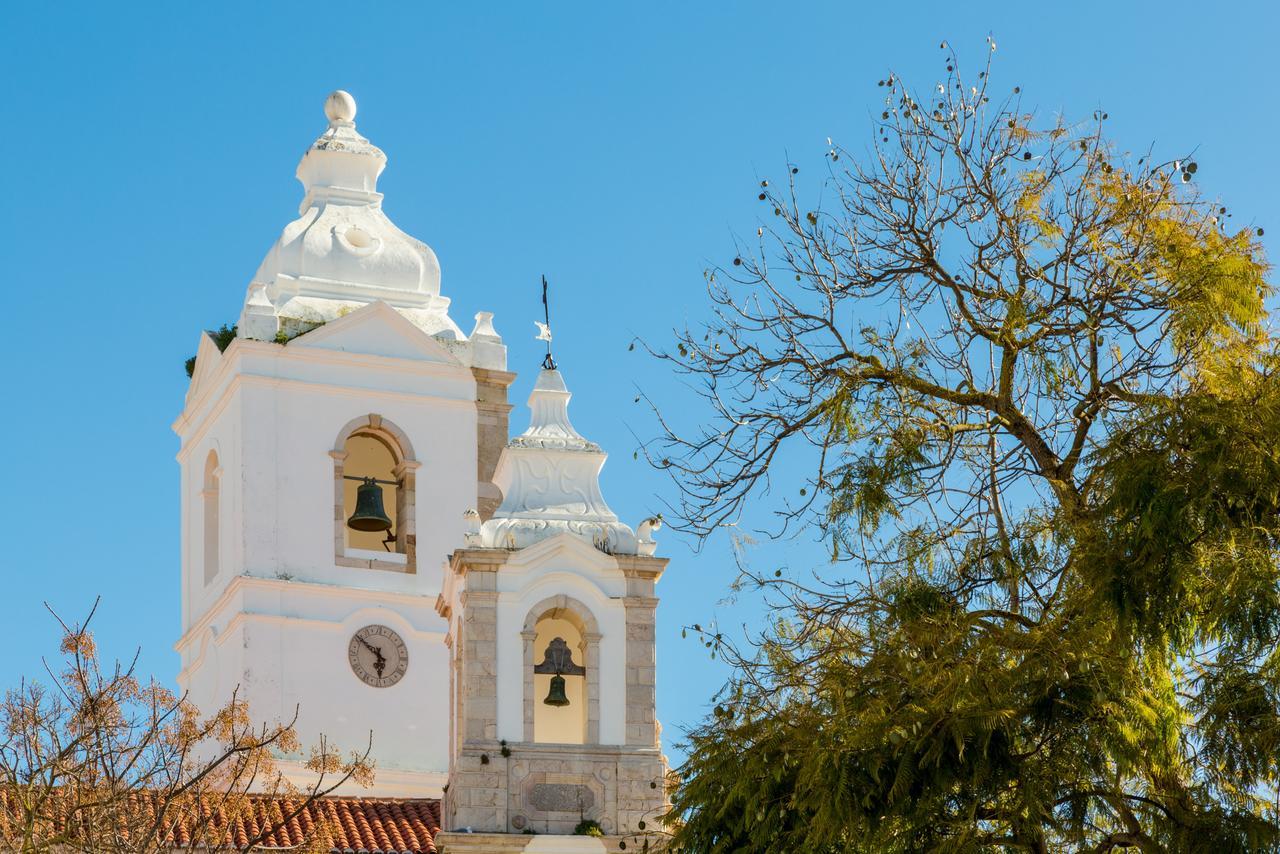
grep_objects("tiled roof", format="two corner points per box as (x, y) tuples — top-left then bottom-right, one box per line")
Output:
(0, 791), (441, 854)
(210, 796), (441, 853)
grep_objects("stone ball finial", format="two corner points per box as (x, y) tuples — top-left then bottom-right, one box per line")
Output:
(324, 90), (357, 125)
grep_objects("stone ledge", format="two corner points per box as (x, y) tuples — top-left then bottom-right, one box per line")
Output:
(457, 740), (665, 759)
(472, 367), (519, 388)
(436, 831), (659, 854)
(614, 555), (669, 577)
(436, 831), (538, 853)
(335, 554), (417, 574)
(451, 548), (512, 573)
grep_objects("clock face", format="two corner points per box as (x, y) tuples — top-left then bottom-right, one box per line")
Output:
(348, 625), (408, 688)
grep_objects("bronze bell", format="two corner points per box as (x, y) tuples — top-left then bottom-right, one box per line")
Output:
(543, 673), (570, 707)
(347, 478), (393, 532)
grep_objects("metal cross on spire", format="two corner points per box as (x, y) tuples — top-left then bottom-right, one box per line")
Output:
(535, 274), (556, 370)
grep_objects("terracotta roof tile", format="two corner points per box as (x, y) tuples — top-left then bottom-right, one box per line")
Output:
(0, 790), (440, 854)
(248, 796), (441, 853)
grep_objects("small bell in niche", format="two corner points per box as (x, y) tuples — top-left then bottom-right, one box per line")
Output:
(534, 637), (586, 708)
(543, 673), (570, 707)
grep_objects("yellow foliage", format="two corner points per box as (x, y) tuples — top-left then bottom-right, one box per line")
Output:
(1015, 170), (1063, 244)
(0, 609), (376, 852)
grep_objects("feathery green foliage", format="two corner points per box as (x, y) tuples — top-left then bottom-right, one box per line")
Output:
(652, 44), (1277, 852)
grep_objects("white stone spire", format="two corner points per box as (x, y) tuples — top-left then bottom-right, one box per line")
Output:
(296, 89), (387, 211)
(476, 368), (640, 553)
(238, 90), (460, 343)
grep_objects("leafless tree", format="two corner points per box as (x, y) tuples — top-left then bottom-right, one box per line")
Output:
(0, 600), (374, 852)
(649, 43), (1275, 851)
(645, 41), (1251, 601)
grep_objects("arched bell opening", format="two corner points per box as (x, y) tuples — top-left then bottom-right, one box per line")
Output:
(523, 597), (600, 745)
(532, 617), (588, 744)
(331, 414), (418, 571)
(342, 431), (400, 553)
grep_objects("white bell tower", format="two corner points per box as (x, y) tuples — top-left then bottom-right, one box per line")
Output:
(173, 91), (513, 797)
(435, 367), (670, 849)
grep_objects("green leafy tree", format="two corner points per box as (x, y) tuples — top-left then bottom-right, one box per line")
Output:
(650, 43), (1277, 852)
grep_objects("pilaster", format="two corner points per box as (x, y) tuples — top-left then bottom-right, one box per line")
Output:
(460, 580), (500, 743)
(623, 597), (658, 747)
(473, 368), (516, 521)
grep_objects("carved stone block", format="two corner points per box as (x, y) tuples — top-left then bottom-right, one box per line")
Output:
(528, 782), (595, 813)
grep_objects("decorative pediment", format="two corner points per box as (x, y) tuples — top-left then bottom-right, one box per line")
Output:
(501, 530), (622, 573)
(184, 330), (227, 408)
(289, 300), (461, 364)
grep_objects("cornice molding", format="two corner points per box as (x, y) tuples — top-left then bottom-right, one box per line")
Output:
(175, 573), (438, 653)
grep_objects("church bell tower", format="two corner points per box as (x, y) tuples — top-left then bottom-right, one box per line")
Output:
(173, 91), (671, 851)
(173, 91), (514, 796)
(435, 367), (670, 848)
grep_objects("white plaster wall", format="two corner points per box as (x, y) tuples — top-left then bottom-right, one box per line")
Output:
(181, 390), (243, 633)
(232, 345), (477, 592)
(231, 592), (448, 779)
(178, 556), (455, 789)
(176, 329), (480, 789)
(180, 627), (221, 716)
(492, 541), (628, 746)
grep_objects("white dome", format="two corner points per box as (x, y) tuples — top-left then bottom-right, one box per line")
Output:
(478, 368), (639, 554)
(238, 91), (457, 341)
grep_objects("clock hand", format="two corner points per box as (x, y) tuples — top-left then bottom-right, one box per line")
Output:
(357, 636), (388, 674)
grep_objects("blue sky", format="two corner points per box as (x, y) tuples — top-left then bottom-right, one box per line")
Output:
(1, 1), (1276, 766)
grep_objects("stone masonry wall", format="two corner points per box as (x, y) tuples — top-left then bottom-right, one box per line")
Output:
(449, 742), (666, 838)
(444, 554), (670, 843)
(445, 566), (501, 830)
(472, 368), (515, 521)
(623, 597), (659, 748)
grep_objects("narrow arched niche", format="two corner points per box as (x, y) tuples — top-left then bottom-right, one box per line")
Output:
(202, 451), (220, 586)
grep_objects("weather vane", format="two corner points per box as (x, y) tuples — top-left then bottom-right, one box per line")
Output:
(535, 274), (556, 370)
